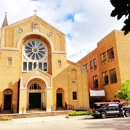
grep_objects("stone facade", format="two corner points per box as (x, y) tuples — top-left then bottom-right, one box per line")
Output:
(77, 30), (130, 108)
(0, 14), (89, 113)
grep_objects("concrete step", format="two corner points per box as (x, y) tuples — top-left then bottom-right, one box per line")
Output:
(0, 110), (71, 119)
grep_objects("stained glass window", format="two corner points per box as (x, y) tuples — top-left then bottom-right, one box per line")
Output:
(24, 39), (47, 60)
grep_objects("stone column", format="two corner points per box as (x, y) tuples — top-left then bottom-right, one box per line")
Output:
(46, 88), (53, 112)
(19, 89), (27, 114)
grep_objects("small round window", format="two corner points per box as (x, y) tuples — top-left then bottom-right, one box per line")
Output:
(24, 39), (47, 60)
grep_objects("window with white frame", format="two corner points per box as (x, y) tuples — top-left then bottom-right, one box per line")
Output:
(72, 92), (77, 100)
(23, 61), (48, 72)
(44, 62), (47, 71)
(23, 62), (27, 71)
(22, 38), (48, 72)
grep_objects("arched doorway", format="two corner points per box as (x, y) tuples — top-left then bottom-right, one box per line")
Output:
(27, 79), (46, 110)
(29, 84), (41, 109)
(3, 89), (13, 110)
(56, 88), (64, 109)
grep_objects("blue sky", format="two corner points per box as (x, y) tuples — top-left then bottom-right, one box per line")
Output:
(0, 0), (125, 62)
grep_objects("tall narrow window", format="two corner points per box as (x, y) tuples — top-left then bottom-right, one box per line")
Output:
(109, 68), (117, 83)
(23, 62), (27, 71)
(39, 62), (42, 70)
(107, 48), (114, 62)
(34, 62), (37, 69)
(44, 62), (47, 71)
(28, 62), (32, 71)
(90, 61), (93, 69)
(93, 75), (98, 88)
(71, 69), (77, 83)
(7, 57), (12, 66)
(93, 59), (97, 69)
(85, 64), (88, 70)
(72, 92), (77, 100)
(102, 72), (109, 86)
(100, 52), (106, 65)
(58, 60), (61, 67)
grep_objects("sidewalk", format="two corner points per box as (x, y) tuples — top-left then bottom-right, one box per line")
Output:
(14, 115), (67, 123)
(0, 115), (93, 124)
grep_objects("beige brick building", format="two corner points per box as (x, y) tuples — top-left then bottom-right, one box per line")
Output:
(77, 30), (130, 108)
(0, 13), (89, 113)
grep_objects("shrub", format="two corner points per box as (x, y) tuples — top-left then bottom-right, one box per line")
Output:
(69, 110), (92, 116)
(0, 117), (12, 121)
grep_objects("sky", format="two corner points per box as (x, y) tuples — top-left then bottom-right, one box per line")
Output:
(0, 0), (125, 62)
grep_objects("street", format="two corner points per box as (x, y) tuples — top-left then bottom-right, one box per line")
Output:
(0, 116), (130, 130)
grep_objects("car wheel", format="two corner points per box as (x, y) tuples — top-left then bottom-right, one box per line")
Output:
(101, 112), (106, 119)
(125, 111), (130, 117)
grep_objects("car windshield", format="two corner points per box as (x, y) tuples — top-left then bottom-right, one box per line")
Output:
(101, 104), (107, 108)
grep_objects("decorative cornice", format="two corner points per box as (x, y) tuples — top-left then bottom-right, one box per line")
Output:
(52, 51), (66, 54)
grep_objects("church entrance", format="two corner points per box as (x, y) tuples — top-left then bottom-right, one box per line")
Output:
(57, 93), (62, 107)
(3, 89), (13, 111)
(26, 79), (46, 111)
(4, 94), (12, 110)
(56, 88), (64, 109)
(29, 93), (41, 109)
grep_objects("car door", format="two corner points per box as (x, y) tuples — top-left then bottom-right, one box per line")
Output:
(106, 106), (118, 116)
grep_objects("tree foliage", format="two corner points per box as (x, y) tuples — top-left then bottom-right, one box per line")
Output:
(116, 80), (130, 101)
(110, 0), (130, 35)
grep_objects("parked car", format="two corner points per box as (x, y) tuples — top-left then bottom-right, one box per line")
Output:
(92, 102), (130, 119)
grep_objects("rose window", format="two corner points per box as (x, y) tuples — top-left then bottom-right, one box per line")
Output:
(24, 39), (47, 60)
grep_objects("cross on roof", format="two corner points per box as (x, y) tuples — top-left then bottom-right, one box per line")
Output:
(34, 9), (37, 15)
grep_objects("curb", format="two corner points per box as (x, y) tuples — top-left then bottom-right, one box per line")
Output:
(0, 120), (15, 124)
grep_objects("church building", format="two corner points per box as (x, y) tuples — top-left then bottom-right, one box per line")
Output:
(0, 12), (89, 114)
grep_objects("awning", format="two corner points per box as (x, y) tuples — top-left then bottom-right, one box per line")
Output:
(90, 90), (105, 97)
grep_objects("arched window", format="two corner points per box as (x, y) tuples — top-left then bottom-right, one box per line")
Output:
(24, 39), (47, 61)
(23, 38), (48, 72)
(29, 83), (41, 90)
(71, 69), (77, 80)
(71, 68), (77, 83)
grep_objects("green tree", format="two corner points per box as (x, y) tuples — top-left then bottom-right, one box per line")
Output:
(116, 80), (130, 101)
(110, 0), (130, 35)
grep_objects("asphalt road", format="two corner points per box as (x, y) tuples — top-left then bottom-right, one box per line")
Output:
(0, 116), (130, 130)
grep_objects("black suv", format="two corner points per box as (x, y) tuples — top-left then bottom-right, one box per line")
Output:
(92, 103), (130, 118)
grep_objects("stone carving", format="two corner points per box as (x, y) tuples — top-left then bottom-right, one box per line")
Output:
(47, 31), (53, 37)
(33, 21), (39, 31)
(17, 28), (23, 33)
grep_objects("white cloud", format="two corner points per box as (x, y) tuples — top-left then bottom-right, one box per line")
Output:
(0, 0), (125, 62)
(74, 13), (88, 22)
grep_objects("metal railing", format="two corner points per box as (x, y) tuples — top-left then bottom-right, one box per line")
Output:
(65, 102), (74, 110)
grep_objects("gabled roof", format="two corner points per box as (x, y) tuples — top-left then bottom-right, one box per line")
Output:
(2, 12), (8, 27)
(67, 60), (81, 67)
(2, 13), (65, 35)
